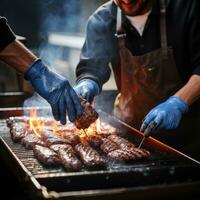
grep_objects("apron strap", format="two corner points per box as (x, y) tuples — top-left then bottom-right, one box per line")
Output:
(160, 0), (168, 59)
(115, 7), (126, 38)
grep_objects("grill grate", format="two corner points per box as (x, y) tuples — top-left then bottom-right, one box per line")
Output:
(1, 114), (200, 196)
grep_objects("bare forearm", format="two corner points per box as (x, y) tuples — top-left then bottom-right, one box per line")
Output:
(0, 39), (37, 73)
(175, 75), (200, 105)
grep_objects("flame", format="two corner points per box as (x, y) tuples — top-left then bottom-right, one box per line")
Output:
(28, 109), (44, 138)
(95, 118), (101, 133)
(27, 109), (104, 141)
(51, 121), (59, 133)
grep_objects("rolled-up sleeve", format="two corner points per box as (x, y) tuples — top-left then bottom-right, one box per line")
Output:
(76, 14), (112, 89)
(0, 17), (16, 51)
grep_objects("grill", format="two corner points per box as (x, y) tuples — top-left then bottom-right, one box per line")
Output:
(0, 107), (200, 200)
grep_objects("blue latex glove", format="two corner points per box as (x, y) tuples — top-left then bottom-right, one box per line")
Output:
(140, 96), (189, 137)
(74, 79), (100, 103)
(24, 59), (83, 124)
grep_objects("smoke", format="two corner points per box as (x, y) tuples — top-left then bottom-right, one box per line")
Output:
(23, 0), (81, 115)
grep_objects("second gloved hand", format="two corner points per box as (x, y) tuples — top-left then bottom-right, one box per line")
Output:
(24, 59), (83, 124)
(74, 79), (100, 103)
(140, 96), (189, 136)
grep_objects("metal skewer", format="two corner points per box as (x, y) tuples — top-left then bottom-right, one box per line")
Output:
(138, 136), (145, 149)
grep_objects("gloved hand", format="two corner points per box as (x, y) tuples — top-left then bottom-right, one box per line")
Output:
(24, 59), (83, 124)
(74, 79), (100, 103)
(140, 96), (189, 137)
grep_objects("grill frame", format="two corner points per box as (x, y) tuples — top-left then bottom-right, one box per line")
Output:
(0, 107), (200, 200)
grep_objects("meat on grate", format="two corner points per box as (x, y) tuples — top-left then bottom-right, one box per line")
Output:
(75, 143), (106, 168)
(10, 122), (28, 142)
(100, 138), (119, 154)
(87, 135), (103, 148)
(33, 145), (60, 166)
(21, 134), (45, 149)
(74, 100), (98, 129)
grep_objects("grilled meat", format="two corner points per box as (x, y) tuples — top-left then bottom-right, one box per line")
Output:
(57, 145), (82, 171)
(33, 145), (60, 166)
(10, 122), (27, 142)
(100, 138), (119, 154)
(21, 134), (45, 149)
(108, 135), (135, 150)
(107, 135), (150, 159)
(45, 137), (70, 147)
(62, 132), (80, 145)
(75, 143), (106, 168)
(74, 100), (98, 129)
(49, 144), (69, 153)
(131, 147), (151, 158)
(108, 149), (135, 161)
(6, 116), (29, 128)
(87, 135), (103, 148)
(41, 130), (60, 142)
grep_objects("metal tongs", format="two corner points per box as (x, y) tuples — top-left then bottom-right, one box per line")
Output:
(138, 122), (157, 149)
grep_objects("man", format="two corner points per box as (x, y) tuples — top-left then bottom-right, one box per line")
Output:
(74, 0), (200, 159)
(0, 16), (82, 125)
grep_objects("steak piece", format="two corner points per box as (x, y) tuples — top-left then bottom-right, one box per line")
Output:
(57, 145), (82, 171)
(130, 147), (151, 158)
(45, 137), (70, 147)
(6, 116), (29, 128)
(75, 143), (106, 168)
(50, 144), (69, 153)
(62, 132), (80, 145)
(107, 135), (151, 159)
(21, 134), (45, 149)
(100, 138), (119, 154)
(74, 100), (98, 129)
(56, 123), (77, 134)
(41, 130), (60, 142)
(33, 145), (60, 166)
(10, 122), (27, 142)
(87, 135), (103, 148)
(108, 149), (135, 161)
(108, 135), (135, 150)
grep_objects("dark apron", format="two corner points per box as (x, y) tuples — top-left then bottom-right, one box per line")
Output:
(112, 0), (200, 160)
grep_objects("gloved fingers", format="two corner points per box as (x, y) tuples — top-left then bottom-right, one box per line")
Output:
(69, 89), (83, 117)
(80, 87), (89, 101)
(144, 113), (164, 136)
(65, 91), (76, 122)
(144, 121), (158, 137)
(59, 97), (67, 125)
(51, 103), (60, 121)
(140, 111), (156, 132)
(154, 112), (164, 129)
(85, 92), (94, 103)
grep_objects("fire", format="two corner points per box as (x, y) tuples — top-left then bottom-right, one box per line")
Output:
(28, 109), (44, 138)
(28, 109), (104, 140)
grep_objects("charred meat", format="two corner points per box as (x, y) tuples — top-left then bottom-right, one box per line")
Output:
(33, 145), (60, 166)
(62, 132), (80, 145)
(74, 100), (98, 129)
(57, 145), (82, 171)
(6, 116), (29, 128)
(108, 149), (135, 161)
(87, 135), (103, 148)
(41, 130), (60, 142)
(21, 134), (45, 149)
(45, 137), (70, 147)
(10, 122), (27, 142)
(100, 138), (119, 154)
(75, 143), (106, 168)
(108, 135), (135, 150)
